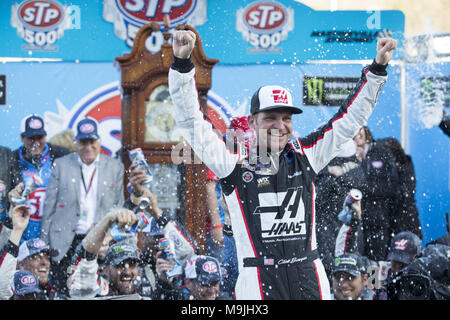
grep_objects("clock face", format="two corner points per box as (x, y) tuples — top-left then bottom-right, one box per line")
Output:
(145, 84), (183, 142)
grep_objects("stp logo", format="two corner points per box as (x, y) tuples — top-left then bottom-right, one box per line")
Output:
(29, 119), (43, 129)
(244, 2), (287, 33)
(18, 0), (64, 31)
(202, 261), (218, 273)
(104, 0), (207, 50)
(21, 275), (37, 286)
(117, 0), (196, 25)
(237, 1), (294, 52)
(80, 123), (95, 134)
(12, 0), (74, 49)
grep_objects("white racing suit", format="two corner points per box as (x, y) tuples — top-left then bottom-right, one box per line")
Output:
(169, 57), (388, 300)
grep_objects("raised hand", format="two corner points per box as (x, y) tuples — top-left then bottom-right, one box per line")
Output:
(9, 204), (30, 245)
(375, 37), (397, 65)
(172, 30), (196, 59)
(11, 204), (30, 233)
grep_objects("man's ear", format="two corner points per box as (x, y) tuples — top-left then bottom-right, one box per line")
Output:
(362, 273), (368, 286)
(247, 114), (256, 130)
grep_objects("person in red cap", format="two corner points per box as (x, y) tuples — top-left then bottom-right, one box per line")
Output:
(169, 29), (396, 300)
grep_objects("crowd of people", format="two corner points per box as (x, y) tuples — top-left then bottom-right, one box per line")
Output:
(0, 31), (449, 301)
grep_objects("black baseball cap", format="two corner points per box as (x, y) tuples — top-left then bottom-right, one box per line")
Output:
(104, 242), (139, 266)
(388, 231), (422, 265)
(20, 114), (47, 138)
(333, 253), (367, 277)
(184, 255), (222, 286)
(250, 85), (303, 115)
(75, 117), (100, 140)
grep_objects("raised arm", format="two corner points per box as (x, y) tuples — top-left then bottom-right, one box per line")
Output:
(169, 30), (243, 179)
(300, 38), (397, 174)
(0, 205), (30, 300)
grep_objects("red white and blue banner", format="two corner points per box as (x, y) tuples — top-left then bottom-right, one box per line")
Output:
(1, 0), (404, 63)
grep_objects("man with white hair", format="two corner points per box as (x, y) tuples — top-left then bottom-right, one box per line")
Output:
(41, 117), (124, 295)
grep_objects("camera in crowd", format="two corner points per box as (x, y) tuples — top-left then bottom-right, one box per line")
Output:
(387, 243), (450, 300)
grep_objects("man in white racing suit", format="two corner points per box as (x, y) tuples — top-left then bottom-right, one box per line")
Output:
(168, 29), (396, 300)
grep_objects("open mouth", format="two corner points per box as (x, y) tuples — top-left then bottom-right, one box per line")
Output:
(35, 268), (49, 280)
(119, 275), (134, 287)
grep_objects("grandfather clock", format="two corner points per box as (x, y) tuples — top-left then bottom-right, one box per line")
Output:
(116, 20), (218, 253)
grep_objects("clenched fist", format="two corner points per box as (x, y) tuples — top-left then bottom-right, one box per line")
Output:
(375, 37), (397, 65)
(172, 30), (196, 59)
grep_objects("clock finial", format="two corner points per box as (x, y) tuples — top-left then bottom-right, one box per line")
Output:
(163, 14), (171, 43)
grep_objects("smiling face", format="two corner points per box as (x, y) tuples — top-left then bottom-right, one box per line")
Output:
(332, 271), (367, 300)
(19, 252), (51, 287)
(107, 259), (139, 295)
(75, 138), (101, 165)
(248, 110), (293, 153)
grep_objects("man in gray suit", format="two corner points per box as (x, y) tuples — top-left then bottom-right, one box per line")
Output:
(41, 117), (124, 294)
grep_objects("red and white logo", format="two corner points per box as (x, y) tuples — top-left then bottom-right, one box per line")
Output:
(44, 82), (236, 158)
(11, 0), (74, 50)
(21, 275), (37, 286)
(237, 1), (294, 52)
(33, 239), (47, 249)
(103, 0), (207, 51)
(18, 0), (64, 30)
(80, 123), (95, 133)
(29, 119), (43, 129)
(272, 89), (289, 104)
(115, 0), (197, 25)
(202, 261), (218, 273)
(395, 239), (408, 251)
(244, 2), (287, 33)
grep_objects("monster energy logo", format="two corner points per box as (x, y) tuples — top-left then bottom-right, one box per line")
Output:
(420, 76), (450, 109)
(303, 76), (360, 107)
(305, 78), (324, 105)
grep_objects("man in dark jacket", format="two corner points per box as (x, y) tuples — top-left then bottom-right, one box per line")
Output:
(10, 114), (70, 241)
(439, 112), (450, 137)
(0, 146), (15, 221)
(377, 137), (422, 238)
(335, 127), (400, 261)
